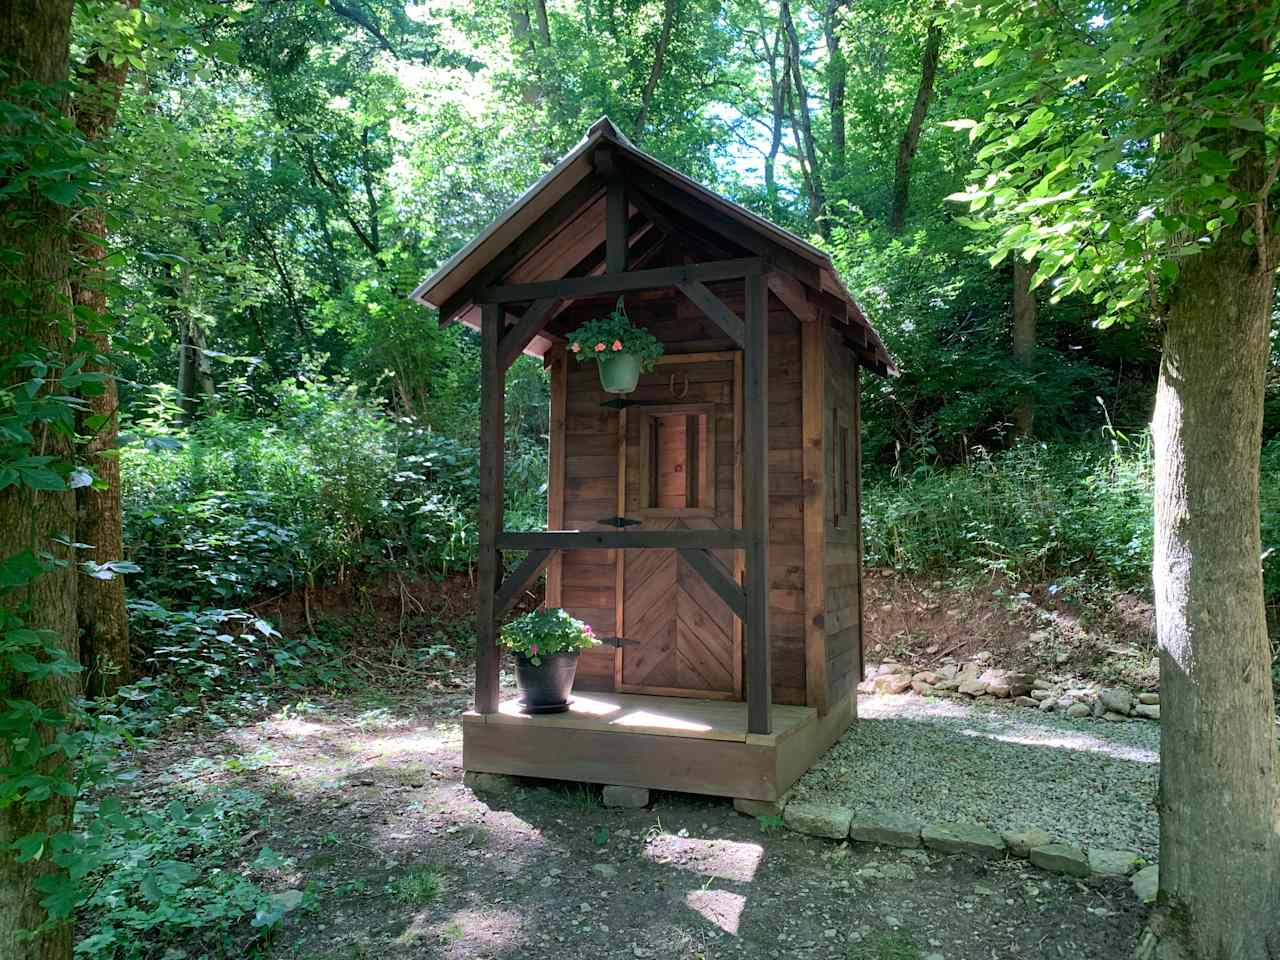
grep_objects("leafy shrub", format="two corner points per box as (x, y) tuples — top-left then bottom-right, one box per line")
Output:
(866, 434), (1280, 608)
(73, 790), (300, 959)
(123, 377), (549, 603)
(499, 607), (599, 664)
(864, 438), (1154, 588)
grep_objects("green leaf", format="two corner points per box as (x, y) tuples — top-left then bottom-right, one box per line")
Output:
(38, 180), (79, 205)
(1229, 116), (1265, 132)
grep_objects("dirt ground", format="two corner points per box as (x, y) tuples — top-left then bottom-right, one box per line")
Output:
(138, 685), (1148, 960)
(862, 570), (1158, 689)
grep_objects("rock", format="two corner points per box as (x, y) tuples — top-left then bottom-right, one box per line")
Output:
(1066, 701), (1092, 719)
(1088, 848), (1140, 878)
(603, 785), (650, 808)
(1030, 843), (1090, 877)
(734, 793), (790, 818)
(975, 694), (997, 704)
(1134, 704), (1160, 721)
(1054, 651), (1071, 665)
(937, 663), (959, 680)
(849, 812), (922, 848)
(464, 771), (521, 794)
(1104, 711), (1129, 722)
(1006, 673), (1035, 697)
(784, 801), (853, 839)
(921, 822), (1006, 859)
(1002, 828), (1053, 858)
(1030, 688), (1053, 700)
(958, 679), (988, 697)
(592, 863), (618, 878)
(856, 678), (876, 694)
(1091, 699), (1105, 718)
(1014, 696), (1039, 708)
(957, 662), (983, 683)
(1132, 864), (1159, 903)
(873, 673), (913, 695)
(911, 681), (936, 697)
(912, 670), (942, 685)
(1032, 678), (1054, 691)
(978, 669), (1011, 698)
(1038, 697), (1057, 712)
(1100, 687), (1133, 715)
(973, 651), (993, 664)
(933, 679), (960, 692)
(1139, 692), (1160, 705)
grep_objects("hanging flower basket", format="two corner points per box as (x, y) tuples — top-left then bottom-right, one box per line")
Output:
(566, 298), (664, 395)
(499, 608), (601, 714)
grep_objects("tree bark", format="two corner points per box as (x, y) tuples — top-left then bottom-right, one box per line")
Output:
(780, 0), (826, 232)
(823, 0), (847, 187)
(0, 3), (79, 958)
(1011, 258), (1035, 438)
(888, 22), (941, 233)
(1141, 231), (1280, 960)
(70, 0), (139, 699)
(633, 0), (677, 142)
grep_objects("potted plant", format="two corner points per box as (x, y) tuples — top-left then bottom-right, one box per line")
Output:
(499, 607), (601, 713)
(566, 297), (664, 394)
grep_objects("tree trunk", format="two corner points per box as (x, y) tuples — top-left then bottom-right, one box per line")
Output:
(0, 3), (79, 959)
(70, 0), (138, 699)
(1011, 258), (1035, 438)
(780, 0), (826, 232)
(633, 0), (676, 142)
(823, 0), (847, 186)
(888, 22), (941, 233)
(1141, 235), (1280, 959)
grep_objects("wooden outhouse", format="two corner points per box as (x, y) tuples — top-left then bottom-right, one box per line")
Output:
(410, 118), (893, 804)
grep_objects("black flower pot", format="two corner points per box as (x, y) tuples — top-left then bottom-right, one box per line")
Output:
(515, 650), (579, 714)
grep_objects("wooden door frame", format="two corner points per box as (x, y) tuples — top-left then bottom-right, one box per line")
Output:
(613, 350), (744, 700)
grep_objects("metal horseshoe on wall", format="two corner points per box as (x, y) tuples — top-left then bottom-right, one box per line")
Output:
(669, 372), (689, 399)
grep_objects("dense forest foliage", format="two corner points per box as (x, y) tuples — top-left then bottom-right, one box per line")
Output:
(2, 1), (1278, 958)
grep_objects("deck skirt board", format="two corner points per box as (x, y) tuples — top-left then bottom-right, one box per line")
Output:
(464, 692), (844, 802)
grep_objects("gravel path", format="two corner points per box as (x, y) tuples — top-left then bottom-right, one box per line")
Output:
(793, 695), (1160, 859)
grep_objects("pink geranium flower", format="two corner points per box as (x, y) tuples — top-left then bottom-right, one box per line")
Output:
(612, 339), (623, 351)
(571, 342), (580, 353)
(595, 342), (606, 352)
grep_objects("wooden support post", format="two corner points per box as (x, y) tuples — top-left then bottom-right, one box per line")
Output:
(476, 302), (505, 714)
(606, 175), (627, 274)
(743, 272), (771, 735)
(800, 317), (829, 714)
(545, 347), (567, 609)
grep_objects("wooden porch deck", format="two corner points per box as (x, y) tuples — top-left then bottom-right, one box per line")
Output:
(463, 692), (853, 802)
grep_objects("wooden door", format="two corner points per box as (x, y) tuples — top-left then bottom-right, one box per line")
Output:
(617, 354), (742, 699)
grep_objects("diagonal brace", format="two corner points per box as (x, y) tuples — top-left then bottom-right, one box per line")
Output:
(677, 548), (746, 621)
(676, 280), (745, 347)
(499, 298), (559, 370)
(495, 549), (556, 617)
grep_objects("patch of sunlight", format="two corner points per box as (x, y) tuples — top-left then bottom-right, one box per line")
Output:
(644, 836), (764, 884)
(955, 727), (1158, 764)
(686, 889), (747, 935)
(498, 695), (622, 718)
(262, 716), (334, 739)
(613, 709), (713, 734)
(362, 730), (451, 756)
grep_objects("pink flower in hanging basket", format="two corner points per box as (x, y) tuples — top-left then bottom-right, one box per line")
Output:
(571, 342), (581, 353)
(595, 342), (606, 352)
(612, 340), (623, 351)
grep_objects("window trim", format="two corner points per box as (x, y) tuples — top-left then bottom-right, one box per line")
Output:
(634, 402), (718, 518)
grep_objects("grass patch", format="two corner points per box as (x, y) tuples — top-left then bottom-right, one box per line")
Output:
(386, 866), (446, 905)
(848, 933), (922, 960)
